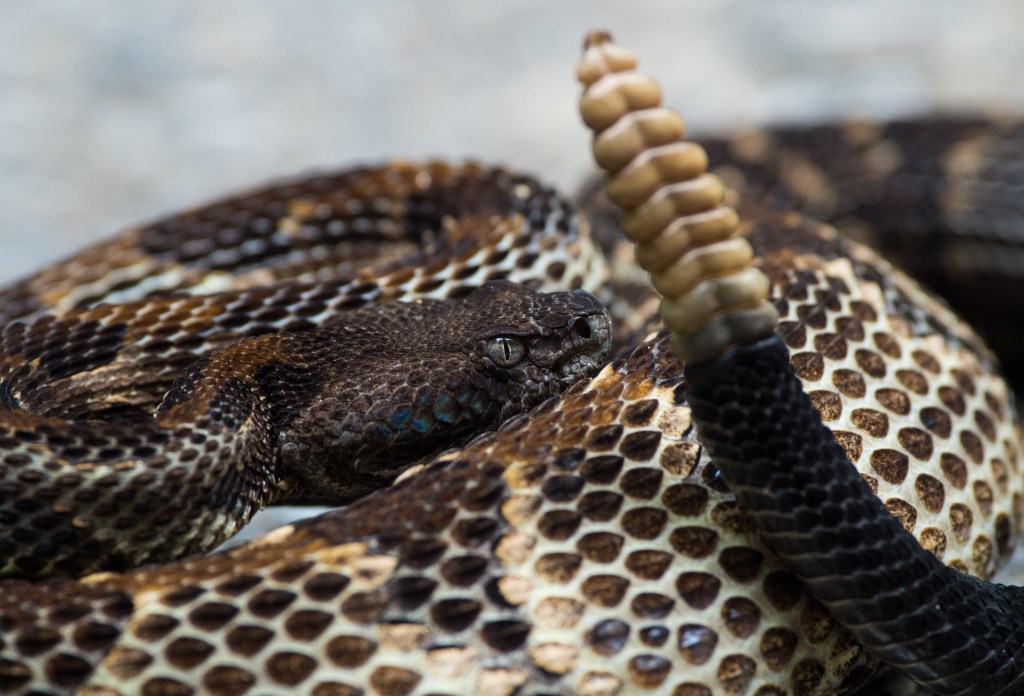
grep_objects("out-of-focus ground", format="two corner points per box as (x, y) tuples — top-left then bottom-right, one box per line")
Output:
(2, 2), (1024, 580)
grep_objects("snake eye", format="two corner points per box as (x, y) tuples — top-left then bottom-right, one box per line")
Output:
(486, 336), (525, 368)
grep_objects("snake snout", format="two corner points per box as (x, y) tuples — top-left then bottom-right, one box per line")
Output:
(567, 290), (612, 349)
(573, 312), (611, 352)
(571, 316), (592, 340)
(557, 299), (612, 383)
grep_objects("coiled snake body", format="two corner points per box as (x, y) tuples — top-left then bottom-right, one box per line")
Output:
(0, 163), (613, 579)
(1, 33), (1023, 696)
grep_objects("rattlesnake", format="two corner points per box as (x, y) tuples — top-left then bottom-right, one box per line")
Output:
(0, 31), (1021, 696)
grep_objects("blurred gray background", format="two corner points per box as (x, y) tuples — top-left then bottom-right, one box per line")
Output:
(2, 2), (1024, 569)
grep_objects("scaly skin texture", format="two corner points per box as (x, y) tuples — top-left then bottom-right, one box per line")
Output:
(1, 281), (610, 578)
(686, 337), (1024, 695)
(698, 117), (1024, 392)
(579, 116), (1024, 390)
(0, 163), (613, 579)
(1, 215), (1019, 695)
(1, 30), (1022, 696)
(0, 162), (602, 326)
(575, 32), (1024, 696)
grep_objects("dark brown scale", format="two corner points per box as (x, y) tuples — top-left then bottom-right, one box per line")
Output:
(324, 635), (377, 669)
(480, 620), (531, 652)
(670, 526), (719, 559)
(537, 509), (582, 540)
(430, 597), (482, 632)
(390, 576), (438, 610)
(676, 572), (722, 610)
(588, 618), (630, 656)
(677, 624), (718, 665)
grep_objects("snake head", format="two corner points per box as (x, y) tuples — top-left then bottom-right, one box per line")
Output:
(463, 280), (613, 418)
(277, 280), (612, 502)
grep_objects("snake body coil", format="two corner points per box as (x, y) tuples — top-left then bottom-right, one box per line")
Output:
(0, 31), (1022, 696)
(577, 31), (1024, 696)
(687, 337), (1024, 695)
(0, 163), (613, 579)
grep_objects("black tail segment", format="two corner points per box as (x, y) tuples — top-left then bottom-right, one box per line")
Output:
(684, 334), (1024, 696)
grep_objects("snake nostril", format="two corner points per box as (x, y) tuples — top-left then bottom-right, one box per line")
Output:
(573, 317), (592, 340)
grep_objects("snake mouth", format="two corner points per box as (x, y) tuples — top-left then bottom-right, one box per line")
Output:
(555, 306), (613, 383)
